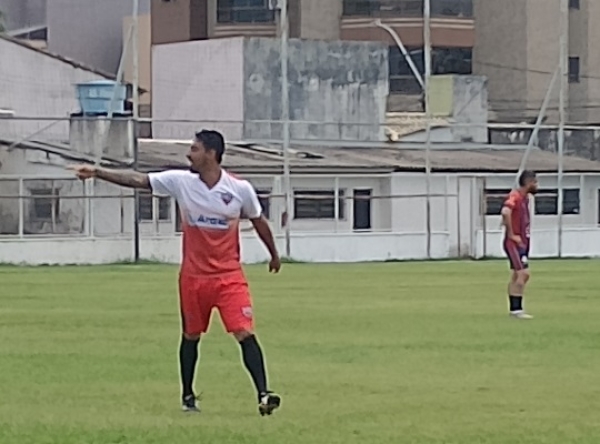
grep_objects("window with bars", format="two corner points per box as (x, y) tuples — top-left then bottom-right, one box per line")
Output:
(484, 189), (511, 216)
(256, 189), (271, 219)
(293, 190), (345, 220)
(217, 0), (275, 23)
(534, 189), (580, 215)
(343, 0), (473, 18)
(30, 188), (60, 222)
(138, 193), (171, 222)
(389, 46), (472, 93)
(484, 189), (580, 216)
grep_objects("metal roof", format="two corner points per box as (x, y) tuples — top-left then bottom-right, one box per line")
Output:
(3, 138), (600, 175)
(138, 140), (600, 174)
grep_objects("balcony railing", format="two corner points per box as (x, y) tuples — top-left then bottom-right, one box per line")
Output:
(343, 0), (473, 18)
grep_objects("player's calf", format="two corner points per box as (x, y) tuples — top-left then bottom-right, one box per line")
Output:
(234, 330), (281, 416)
(508, 270), (533, 319)
(180, 333), (201, 412)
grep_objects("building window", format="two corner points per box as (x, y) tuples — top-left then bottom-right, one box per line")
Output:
(217, 0), (275, 23)
(389, 46), (424, 94)
(30, 188), (60, 221)
(138, 193), (171, 222)
(343, 0), (423, 17)
(293, 190), (345, 220)
(535, 189), (580, 215)
(343, 0), (473, 18)
(389, 46), (472, 94)
(431, 0), (473, 17)
(569, 57), (580, 83)
(569, 0), (580, 9)
(256, 190), (271, 219)
(484, 189), (511, 215)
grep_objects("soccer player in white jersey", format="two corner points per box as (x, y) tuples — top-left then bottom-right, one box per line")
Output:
(68, 130), (282, 416)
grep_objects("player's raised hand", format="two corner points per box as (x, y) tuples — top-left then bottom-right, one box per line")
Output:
(269, 256), (281, 273)
(67, 164), (97, 180)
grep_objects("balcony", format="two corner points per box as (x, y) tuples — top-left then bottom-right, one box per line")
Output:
(343, 0), (473, 19)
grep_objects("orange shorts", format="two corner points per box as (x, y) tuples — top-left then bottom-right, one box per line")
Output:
(178, 271), (254, 335)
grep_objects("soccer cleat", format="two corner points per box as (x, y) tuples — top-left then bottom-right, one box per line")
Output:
(510, 310), (534, 320)
(181, 393), (201, 413)
(258, 392), (281, 416)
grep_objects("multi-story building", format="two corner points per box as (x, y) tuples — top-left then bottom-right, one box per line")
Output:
(151, 0), (474, 111)
(475, 0), (600, 123)
(4, 0), (596, 123)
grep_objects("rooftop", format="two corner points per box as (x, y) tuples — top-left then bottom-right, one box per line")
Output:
(3, 138), (600, 175)
(139, 140), (600, 174)
(0, 34), (146, 93)
(0, 34), (115, 80)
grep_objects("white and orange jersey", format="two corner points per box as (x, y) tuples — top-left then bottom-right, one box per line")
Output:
(148, 169), (262, 277)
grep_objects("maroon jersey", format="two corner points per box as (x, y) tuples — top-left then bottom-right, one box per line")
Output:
(503, 190), (530, 247)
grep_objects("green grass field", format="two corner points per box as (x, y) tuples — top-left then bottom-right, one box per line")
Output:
(1, 260), (600, 444)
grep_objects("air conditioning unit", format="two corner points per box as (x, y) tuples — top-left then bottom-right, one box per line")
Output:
(268, 0), (283, 10)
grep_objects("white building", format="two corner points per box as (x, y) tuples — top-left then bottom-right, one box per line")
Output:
(1, 121), (600, 265)
(0, 33), (133, 142)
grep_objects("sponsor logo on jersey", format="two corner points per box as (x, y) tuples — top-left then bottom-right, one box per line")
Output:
(194, 214), (229, 229)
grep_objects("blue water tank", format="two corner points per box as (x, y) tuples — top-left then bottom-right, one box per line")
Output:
(76, 80), (127, 115)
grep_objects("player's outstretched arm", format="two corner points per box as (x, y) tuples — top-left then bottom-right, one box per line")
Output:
(67, 164), (150, 190)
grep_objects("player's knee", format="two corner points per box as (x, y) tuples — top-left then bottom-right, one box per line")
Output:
(516, 270), (529, 285)
(233, 330), (254, 342)
(183, 332), (201, 341)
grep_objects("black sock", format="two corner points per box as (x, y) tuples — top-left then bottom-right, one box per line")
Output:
(239, 335), (268, 396)
(179, 336), (200, 398)
(509, 295), (523, 312)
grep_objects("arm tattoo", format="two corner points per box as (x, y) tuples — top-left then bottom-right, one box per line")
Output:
(95, 168), (150, 189)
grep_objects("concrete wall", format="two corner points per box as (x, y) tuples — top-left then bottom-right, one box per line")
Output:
(568, 0), (600, 123)
(152, 37), (388, 142)
(489, 127), (600, 161)
(69, 118), (133, 160)
(47, 0), (151, 74)
(474, 0), (600, 123)
(428, 74), (488, 143)
(473, 0), (530, 122)
(0, 37), (108, 142)
(243, 37), (389, 142)
(299, 0), (342, 40)
(152, 38), (246, 141)
(2, 227), (600, 265)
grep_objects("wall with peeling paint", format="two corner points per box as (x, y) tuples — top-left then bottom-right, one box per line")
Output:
(243, 37), (388, 142)
(152, 37), (388, 142)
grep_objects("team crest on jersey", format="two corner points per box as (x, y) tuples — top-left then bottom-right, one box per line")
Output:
(220, 192), (233, 205)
